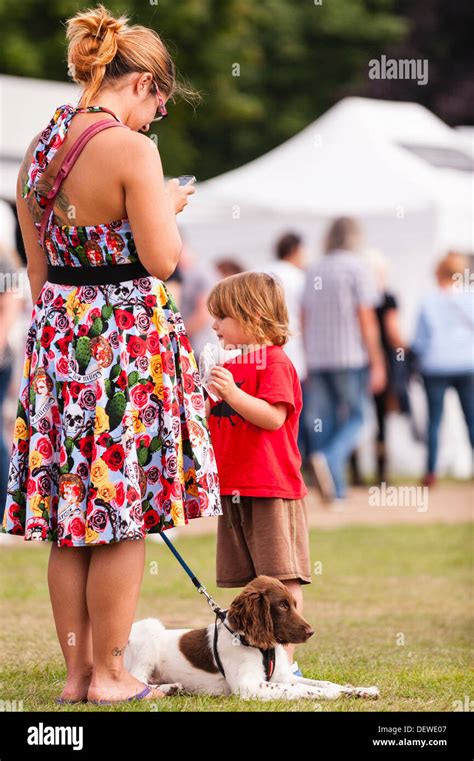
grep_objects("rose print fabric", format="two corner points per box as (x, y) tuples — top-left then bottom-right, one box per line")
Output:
(1, 104), (222, 546)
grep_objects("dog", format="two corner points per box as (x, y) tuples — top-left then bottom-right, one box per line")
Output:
(124, 575), (380, 701)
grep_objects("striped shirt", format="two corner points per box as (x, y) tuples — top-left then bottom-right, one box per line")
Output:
(302, 249), (379, 370)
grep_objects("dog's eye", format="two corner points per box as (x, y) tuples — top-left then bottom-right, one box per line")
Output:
(279, 601), (290, 610)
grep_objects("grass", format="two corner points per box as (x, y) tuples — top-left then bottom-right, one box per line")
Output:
(0, 522), (472, 712)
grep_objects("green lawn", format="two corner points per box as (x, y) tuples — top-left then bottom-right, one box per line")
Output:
(0, 523), (472, 712)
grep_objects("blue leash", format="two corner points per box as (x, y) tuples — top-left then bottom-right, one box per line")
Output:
(159, 530), (226, 619)
(159, 530), (277, 681)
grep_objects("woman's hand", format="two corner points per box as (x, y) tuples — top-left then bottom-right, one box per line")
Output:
(166, 178), (196, 214)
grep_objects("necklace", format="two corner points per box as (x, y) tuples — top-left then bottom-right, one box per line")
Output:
(75, 105), (124, 124)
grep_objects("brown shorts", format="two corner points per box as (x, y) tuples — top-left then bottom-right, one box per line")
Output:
(216, 494), (312, 588)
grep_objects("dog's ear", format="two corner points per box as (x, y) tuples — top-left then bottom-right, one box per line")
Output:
(227, 590), (275, 650)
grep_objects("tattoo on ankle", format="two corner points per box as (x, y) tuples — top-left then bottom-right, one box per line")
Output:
(112, 646), (125, 656)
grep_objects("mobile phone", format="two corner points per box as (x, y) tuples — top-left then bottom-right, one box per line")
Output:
(177, 175), (196, 186)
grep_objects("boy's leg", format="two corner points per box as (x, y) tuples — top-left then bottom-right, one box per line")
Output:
(246, 498), (312, 668)
(282, 579), (303, 664)
(216, 494), (256, 588)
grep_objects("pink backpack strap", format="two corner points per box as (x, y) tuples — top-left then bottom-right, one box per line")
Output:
(39, 119), (126, 248)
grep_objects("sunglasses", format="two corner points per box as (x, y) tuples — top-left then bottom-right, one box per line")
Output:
(151, 81), (168, 122)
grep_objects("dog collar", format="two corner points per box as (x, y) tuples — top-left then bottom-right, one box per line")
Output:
(213, 610), (276, 682)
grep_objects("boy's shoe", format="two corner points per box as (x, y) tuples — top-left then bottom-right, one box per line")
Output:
(310, 453), (336, 503)
(290, 660), (303, 677)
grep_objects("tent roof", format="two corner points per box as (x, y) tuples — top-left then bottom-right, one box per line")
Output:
(0, 75), (79, 199)
(185, 96), (472, 218)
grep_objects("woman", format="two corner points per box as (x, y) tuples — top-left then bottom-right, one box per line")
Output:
(1, 5), (222, 705)
(412, 251), (474, 486)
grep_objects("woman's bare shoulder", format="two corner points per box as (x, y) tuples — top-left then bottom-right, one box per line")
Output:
(108, 128), (162, 175)
(107, 127), (159, 155)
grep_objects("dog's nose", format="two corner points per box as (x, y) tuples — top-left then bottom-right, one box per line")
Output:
(305, 627), (315, 638)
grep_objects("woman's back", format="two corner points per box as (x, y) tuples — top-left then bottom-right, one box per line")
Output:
(33, 110), (133, 227)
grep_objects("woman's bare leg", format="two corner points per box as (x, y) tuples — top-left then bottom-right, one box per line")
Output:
(282, 579), (303, 665)
(48, 544), (94, 701)
(86, 537), (164, 702)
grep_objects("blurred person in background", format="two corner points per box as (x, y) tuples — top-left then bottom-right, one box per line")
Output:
(412, 251), (474, 487)
(179, 234), (216, 360)
(262, 232), (309, 460)
(357, 247), (410, 484)
(215, 257), (244, 279)
(0, 201), (22, 530)
(263, 233), (307, 380)
(302, 218), (386, 504)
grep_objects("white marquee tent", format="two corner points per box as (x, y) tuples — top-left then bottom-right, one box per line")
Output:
(0, 75), (81, 200)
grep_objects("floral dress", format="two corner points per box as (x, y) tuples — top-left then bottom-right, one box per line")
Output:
(1, 103), (222, 547)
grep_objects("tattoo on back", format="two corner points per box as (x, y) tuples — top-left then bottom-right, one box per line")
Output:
(19, 134), (73, 226)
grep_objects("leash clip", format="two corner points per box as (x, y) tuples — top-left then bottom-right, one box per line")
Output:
(198, 585), (221, 614)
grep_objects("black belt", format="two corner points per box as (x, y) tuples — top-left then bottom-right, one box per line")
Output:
(47, 260), (152, 286)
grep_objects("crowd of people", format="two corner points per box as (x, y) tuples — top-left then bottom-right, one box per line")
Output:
(163, 217), (474, 507)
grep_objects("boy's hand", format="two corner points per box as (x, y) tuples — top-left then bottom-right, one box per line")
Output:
(208, 366), (288, 431)
(209, 366), (238, 403)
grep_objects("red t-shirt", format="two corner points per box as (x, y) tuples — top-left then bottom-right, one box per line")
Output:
(208, 344), (307, 499)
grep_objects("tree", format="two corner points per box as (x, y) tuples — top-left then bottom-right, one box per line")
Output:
(365, 0), (474, 126)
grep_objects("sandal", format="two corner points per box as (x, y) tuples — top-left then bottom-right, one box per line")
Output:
(88, 683), (163, 706)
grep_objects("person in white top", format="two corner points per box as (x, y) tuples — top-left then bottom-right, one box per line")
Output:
(262, 232), (307, 381)
(261, 232), (309, 463)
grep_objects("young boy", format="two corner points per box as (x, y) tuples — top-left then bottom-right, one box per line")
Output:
(205, 271), (312, 673)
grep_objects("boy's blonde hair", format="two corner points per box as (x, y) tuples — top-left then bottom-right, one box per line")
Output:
(207, 271), (290, 346)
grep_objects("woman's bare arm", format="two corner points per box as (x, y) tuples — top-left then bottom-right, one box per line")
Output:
(16, 138), (48, 305)
(122, 133), (193, 280)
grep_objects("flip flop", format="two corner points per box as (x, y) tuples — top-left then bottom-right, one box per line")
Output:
(88, 683), (160, 706)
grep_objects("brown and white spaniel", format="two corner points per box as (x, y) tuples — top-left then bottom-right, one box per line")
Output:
(124, 575), (379, 700)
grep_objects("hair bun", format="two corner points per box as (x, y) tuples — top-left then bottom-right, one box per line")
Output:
(66, 4), (129, 83)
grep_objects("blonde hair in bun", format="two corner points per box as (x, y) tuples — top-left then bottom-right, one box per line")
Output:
(66, 3), (200, 108)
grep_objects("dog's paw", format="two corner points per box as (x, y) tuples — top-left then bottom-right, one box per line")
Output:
(344, 685), (380, 699)
(156, 682), (184, 696)
(341, 684), (380, 699)
(356, 686), (380, 699)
